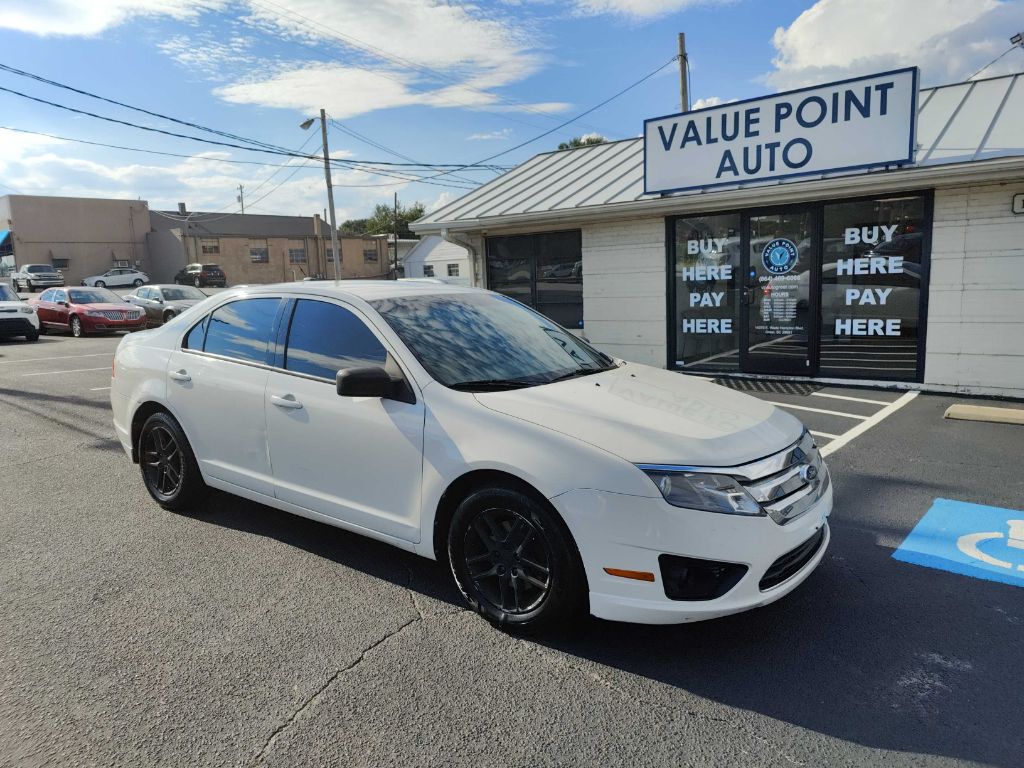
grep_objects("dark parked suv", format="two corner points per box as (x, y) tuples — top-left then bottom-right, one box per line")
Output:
(174, 263), (227, 288)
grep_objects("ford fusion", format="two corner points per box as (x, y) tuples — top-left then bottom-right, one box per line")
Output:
(112, 282), (831, 631)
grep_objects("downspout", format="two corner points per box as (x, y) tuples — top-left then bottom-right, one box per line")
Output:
(441, 228), (481, 287)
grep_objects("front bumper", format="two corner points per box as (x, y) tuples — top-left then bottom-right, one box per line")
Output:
(0, 314), (40, 336)
(22, 277), (63, 287)
(550, 480), (832, 625)
(81, 314), (147, 332)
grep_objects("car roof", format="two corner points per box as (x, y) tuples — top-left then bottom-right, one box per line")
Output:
(222, 280), (483, 303)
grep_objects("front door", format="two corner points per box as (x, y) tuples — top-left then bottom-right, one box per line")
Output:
(741, 207), (819, 375)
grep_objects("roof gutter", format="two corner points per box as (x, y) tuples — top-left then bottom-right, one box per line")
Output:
(411, 156), (1024, 235)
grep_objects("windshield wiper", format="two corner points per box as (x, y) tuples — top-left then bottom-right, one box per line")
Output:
(548, 364), (619, 383)
(448, 378), (540, 392)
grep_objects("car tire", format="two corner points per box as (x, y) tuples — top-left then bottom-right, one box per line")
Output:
(193, 277), (202, 288)
(138, 412), (208, 511)
(25, 280), (33, 292)
(25, 330), (39, 342)
(70, 316), (84, 337)
(133, 279), (143, 287)
(95, 280), (106, 288)
(448, 486), (588, 634)
(162, 310), (176, 324)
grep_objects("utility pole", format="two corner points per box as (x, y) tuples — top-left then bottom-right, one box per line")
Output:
(236, 184), (245, 214)
(319, 110), (341, 281)
(392, 192), (400, 279)
(678, 32), (689, 112)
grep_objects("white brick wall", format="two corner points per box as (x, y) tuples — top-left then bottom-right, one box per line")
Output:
(927, 181), (1024, 397)
(581, 218), (666, 366)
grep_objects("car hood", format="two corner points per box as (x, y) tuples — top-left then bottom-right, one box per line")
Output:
(78, 302), (137, 311)
(0, 301), (27, 310)
(473, 363), (802, 466)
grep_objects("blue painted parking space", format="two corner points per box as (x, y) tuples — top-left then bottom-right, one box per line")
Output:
(894, 498), (1024, 588)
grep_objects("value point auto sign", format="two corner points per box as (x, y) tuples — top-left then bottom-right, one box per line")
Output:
(644, 68), (918, 194)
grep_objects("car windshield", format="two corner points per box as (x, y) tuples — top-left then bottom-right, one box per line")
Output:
(371, 292), (615, 391)
(27, 265), (54, 273)
(0, 284), (19, 301)
(162, 286), (205, 301)
(69, 288), (121, 304)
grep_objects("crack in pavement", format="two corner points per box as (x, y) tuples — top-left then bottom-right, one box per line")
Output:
(248, 613), (422, 767)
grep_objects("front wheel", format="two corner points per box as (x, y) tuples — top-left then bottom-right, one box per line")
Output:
(25, 280), (33, 292)
(95, 280), (106, 288)
(193, 277), (202, 288)
(69, 316), (84, 337)
(448, 486), (587, 633)
(25, 330), (39, 342)
(139, 412), (208, 511)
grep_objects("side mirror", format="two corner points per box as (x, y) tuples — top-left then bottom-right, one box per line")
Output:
(336, 366), (414, 404)
(156, 297), (164, 304)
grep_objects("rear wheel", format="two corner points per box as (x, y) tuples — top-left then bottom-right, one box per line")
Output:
(132, 279), (143, 287)
(139, 412), (208, 511)
(448, 486), (587, 633)
(70, 316), (84, 337)
(25, 280), (33, 292)
(162, 310), (176, 324)
(193, 276), (202, 288)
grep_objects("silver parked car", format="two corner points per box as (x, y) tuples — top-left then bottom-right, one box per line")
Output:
(124, 284), (207, 326)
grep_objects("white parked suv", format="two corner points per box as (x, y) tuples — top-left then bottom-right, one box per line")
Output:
(111, 283), (831, 631)
(82, 268), (149, 289)
(0, 283), (40, 341)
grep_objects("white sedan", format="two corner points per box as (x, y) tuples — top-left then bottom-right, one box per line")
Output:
(111, 282), (831, 631)
(82, 268), (150, 289)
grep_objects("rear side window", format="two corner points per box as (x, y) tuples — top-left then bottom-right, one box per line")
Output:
(284, 299), (388, 381)
(183, 315), (209, 350)
(202, 298), (279, 364)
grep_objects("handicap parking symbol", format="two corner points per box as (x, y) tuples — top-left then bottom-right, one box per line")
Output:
(893, 498), (1024, 588)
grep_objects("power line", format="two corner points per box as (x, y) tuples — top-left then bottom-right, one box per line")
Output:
(967, 44), (1021, 80)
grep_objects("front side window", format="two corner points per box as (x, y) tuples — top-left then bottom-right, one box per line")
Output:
(249, 239), (269, 264)
(372, 292), (612, 390)
(820, 195), (925, 380)
(486, 230), (583, 329)
(53, 290), (67, 303)
(203, 298), (279, 364)
(284, 299), (388, 380)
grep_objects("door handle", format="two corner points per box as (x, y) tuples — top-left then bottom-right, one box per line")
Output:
(169, 370), (191, 382)
(271, 394), (303, 410)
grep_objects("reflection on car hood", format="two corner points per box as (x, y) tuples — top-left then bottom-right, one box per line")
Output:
(166, 299), (202, 309)
(474, 363), (802, 466)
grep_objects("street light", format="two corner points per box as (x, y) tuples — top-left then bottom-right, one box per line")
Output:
(301, 109), (340, 281)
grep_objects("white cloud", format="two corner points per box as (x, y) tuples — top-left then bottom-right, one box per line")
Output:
(572, 0), (720, 19)
(765, 0), (1023, 90)
(0, 0), (226, 36)
(691, 96), (738, 110)
(467, 128), (514, 141)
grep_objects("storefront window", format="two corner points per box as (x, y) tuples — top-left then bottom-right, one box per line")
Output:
(673, 213), (741, 370)
(487, 230), (583, 328)
(820, 195), (925, 380)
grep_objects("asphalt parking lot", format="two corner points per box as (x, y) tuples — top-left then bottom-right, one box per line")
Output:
(1, 332), (1022, 767)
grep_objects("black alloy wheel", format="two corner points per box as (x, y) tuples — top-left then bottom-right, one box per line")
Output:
(448, 486), (587, 633)
(70, 316), (83, 337)
(138, 412), (207, 510)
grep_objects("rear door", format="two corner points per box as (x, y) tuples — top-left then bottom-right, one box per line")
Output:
(265, 297), (425, 542)
(166, 297), (283, 497)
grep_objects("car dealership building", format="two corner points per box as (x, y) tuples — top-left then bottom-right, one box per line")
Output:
(412, 70), (1024, 399)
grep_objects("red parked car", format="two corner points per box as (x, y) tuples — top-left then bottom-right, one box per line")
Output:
(30, 287), (147, 337)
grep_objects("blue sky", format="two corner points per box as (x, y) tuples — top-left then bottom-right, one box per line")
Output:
(1, 0), (1021, 222)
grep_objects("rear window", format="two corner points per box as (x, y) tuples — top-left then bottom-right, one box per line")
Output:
(202, 264), (222, 271)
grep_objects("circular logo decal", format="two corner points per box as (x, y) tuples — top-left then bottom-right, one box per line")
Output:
(800, 464), (819, 482)
(761, 238), (799, 275)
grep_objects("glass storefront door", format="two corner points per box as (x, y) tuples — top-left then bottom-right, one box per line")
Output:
(741, 208), (818, 375)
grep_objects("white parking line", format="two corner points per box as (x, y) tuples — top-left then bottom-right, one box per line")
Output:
(810, 430), (840, 440)
(812, 391), (892, 406)
(820, 391), (918, 457)
(765, 400), (868, 420)
(20, 367), (111, 377)
(0, 352), (112, 365)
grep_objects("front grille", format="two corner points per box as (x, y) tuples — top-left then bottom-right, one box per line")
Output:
(759, 526), (827, 590)
(736, 431), (829, 525)
(98, 310), (140, 321)
(0, 317), (33, 333)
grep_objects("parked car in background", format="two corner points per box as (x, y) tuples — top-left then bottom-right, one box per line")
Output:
(11, 264), (64, 292)
(31, 286), (146, 337)
(82, 267), (150, 289)
(0, 283), (40, 341)
(174, 263), (227, 288)
(125, 284), (208, 326)
(111, 282), (831, 632)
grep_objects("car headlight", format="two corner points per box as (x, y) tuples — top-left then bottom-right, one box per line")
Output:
(19, 305), (35, 314)
(84, 310), (104, 317)
(639, 467), (764, 516)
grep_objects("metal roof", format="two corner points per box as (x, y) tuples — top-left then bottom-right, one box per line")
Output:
(416, 73), (1024, 230)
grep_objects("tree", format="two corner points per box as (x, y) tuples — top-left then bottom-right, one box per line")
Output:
(342, 201), (426, 239)
(557, 134), (607, 151)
